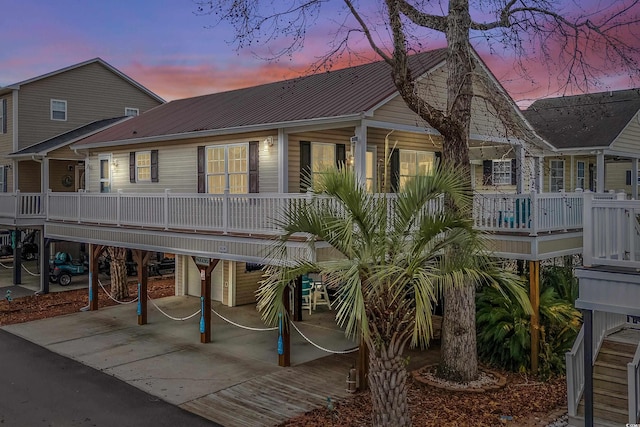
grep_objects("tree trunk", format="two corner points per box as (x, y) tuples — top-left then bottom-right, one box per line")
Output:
(368, 344), (411, 427)
(438, 0), (478, 382)
(107, 247), (128, 300)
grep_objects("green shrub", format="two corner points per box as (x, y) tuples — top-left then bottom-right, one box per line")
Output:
(476, 265), (581, 376)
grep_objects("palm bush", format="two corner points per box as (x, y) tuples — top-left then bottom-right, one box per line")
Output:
(476, 265), (581, 377)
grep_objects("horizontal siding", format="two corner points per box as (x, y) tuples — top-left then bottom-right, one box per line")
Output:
(86, 132), (278, 194)
(234, 262), (262, 306)
(17, 160), (41, 192)
(611, 112), (640, 152)
(372, 95), (432, 128)
(0, 94), (13, 158)
(17, 62), (161, 149)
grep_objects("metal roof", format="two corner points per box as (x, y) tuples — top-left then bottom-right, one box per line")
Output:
(9, 117), (130, 157)
(523, 89), (640, 150)
(74, 49), (448, 147)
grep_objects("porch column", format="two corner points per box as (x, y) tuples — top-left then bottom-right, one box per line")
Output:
(536, 156), (544, 193)
(516, 145), (525, 193)
(133, 250), (150, 325)
(278, 285), (291, 367)
(197, 258), (218, 343)
(89, 244), (104, 311)
(582, 309), (594, 427)
(277, 128), (288, 193)
(596, 151), (605, 193)
(39, 234), (49, 294)
(632, 158), (638, 200)
(529, 260), (540, 373)
(353, 124), (367, 187)
(12, 229), (22, 285)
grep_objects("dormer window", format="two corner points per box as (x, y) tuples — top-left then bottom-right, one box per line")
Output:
(125, 107), (139, 117)
(51, 99), (67, 121)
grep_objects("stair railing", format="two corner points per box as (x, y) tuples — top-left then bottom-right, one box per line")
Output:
(566, 311), (628, 417)
(628, 343), (640, 424)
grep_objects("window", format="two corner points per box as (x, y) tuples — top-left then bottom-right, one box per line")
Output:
(399, 150), (435, 188)
(99, 155), (111, 193)
(125, 107), (139, 117)
(492, 160), (512, 186)
(366, 149), (375, 192)
(0, 165), (7, 192)
(576, 161), (585, 190)
(206, 144), (248, 194)
(136, 151), (151, 181)
(51, 99), (67, 121)
(550, 160), (564, 192)
(0, 98), (6, 134)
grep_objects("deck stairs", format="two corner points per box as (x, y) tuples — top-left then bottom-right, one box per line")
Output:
(570, 328), (640, 427)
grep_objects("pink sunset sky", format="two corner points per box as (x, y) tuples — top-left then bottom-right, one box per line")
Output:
(2, 1), (639, 108)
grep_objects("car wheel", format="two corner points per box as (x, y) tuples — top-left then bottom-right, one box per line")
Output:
(58, 273), (72, 286)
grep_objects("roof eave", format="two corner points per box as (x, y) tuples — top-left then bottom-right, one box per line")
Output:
(71, 113), (364, 150)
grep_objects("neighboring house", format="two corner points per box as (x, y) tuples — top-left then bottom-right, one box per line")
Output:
(524, 90), (640, 425)
(0, 58), (164, 195)
(524, 89), (640, 196)
(0, 58), (164, 283)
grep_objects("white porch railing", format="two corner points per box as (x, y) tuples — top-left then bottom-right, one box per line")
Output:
(43, 190), (599, 236)
(0, 191), (46, 219)
(629, 342), (640, 424)
(583, 193), (640, 269)
(566, 311), (628, 417)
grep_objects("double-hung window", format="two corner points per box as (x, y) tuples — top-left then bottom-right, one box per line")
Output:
(492, 160), (512, 186)
(0, 98), (6, 134)
(99, 155), (111, 193)
(51, 99), (67, 121)
(206, 144), (248, 194)
(0, 165), (6, 192)
(311, 143), (335, 186)
(399, 150), (434, 188)
(136, 151), (151, 181)
(576, 161), (585, 190)
(550, 160), (564, 192)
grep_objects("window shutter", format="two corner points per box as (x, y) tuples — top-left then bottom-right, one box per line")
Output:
(151, 150), (159, 183)
(336, 144), (346, 168)
(1, 99), (6, 134)
(511, 158), (517, 186)
(249, 141), (259, 193)
(483, 160), (492, 185)
(129, 152), (136, 183)
(627, 170), (632, 186)
(390, 149), (400, 193)
(197, 146), (205, 193)
(300, 141), (311, 192)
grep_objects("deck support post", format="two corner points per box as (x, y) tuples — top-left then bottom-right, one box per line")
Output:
(12, 229), (22, 285)
(529, 260), (540, 373)
(196, 258), (218, 343)
(357, 338), (369, 391)
(133, 250), (150, 325)
(40, 236), (50, 294)
(293, 276), (302, 321)
(582, 309), (594, 427)
(278, 285), (291, 367)
(89, 244), (104, 311)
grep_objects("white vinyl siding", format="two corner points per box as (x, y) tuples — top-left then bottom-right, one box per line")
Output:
(51, 99), (67, 121)
(207, 144), (248, 194)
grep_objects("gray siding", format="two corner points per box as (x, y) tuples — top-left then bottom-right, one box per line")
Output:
(611, 111), (640, 153)
(17, 62), (161, 150)
(0, 94), (13, 160)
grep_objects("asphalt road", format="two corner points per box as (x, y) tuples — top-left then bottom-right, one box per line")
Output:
(0, 330), (220, 426)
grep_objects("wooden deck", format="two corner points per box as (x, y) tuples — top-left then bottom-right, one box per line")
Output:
(180, 353), (355, 427)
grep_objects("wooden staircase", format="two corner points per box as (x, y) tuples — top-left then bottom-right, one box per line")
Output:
(571, 330), (640, 427)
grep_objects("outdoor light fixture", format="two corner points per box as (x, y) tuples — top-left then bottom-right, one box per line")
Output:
(264, 136), (274, 148)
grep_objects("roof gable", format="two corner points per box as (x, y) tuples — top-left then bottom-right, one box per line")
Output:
(524, 89), (640, 150)
(0, 58), (164, 103)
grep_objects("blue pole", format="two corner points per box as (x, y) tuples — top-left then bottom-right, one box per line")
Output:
(136, 283), (142, 316)
(277, 312), (284, 355)
(199, 296), (205, 333)
(88, 272), (93, 303)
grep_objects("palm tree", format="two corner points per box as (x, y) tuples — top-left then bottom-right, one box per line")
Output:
(257, 167), (524, 427)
